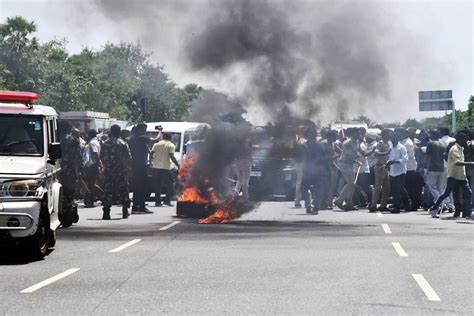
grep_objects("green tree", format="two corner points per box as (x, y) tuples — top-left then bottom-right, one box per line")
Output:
(0, 16), (210, 124)
(402, 118), (421, 129)
(0, 16), (39, 90)
(354, 115), (376, 128)
(458, 96), (473, 129)
(31, 39), (78, 112)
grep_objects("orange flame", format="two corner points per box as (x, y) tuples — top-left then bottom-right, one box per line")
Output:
(198, 199), (235, 224)
(198, 209), (235, 224)
(177, 153), (237, 224)
(178, 154), (197, 183)
(178, 186), (219, 205)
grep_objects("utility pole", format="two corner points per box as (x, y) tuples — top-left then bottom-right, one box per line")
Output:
(140, 97), (148, 122)
(451, 100), (456, 133)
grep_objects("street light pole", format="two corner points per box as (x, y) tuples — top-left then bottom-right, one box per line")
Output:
(452, 100), (456, 133)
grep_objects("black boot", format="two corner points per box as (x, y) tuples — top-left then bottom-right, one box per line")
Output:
(122, 206), (129, 219)
(102, 207), (111, 220)
(72, 203), (79, 223)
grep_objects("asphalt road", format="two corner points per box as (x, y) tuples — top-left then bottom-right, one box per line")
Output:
(1, 202), (473, 315)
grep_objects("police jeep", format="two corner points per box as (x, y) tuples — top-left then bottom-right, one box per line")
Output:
(0, 92), (62, 259)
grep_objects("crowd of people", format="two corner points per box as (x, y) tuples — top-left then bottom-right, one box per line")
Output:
(57, 119), (474, 226)
(58, 122), (179, 226)
(295, 126), (474, 219)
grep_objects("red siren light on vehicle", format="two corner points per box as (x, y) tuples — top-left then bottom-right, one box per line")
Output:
(0, 91), (40, 104)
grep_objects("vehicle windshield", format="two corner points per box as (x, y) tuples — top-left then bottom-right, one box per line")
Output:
(145, 131), (181, 152)
(0, 115), (44, 156)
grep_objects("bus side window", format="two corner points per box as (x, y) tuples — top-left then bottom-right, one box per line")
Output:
(183, 132), (191, 154)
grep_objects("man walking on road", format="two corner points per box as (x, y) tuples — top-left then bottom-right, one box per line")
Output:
(83, 129), (103, 208)
(321, 130), (338, 209)
(128, 123), (154, 214)
(301, 128), (326, 214)
(429, 132), (473, 219)
(294, 127), (308, 207)
(425, 130), (446, 206)
(334, 128), (360, 211)
(101, 125), (132, 220)
(369, 129), (391, 212)
(59, 124), (83, 227)
(439, 127), (456, 211)
(151, 132), (180, 207)
(401, 128), (423, 211)
(387, 133), (408, 213)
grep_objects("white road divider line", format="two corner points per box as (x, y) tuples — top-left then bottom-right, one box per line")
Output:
(159, 220), (181, 231)
(412, 274), (441, 301)
(376, 212), (383, 218)
(381, 223), (392, 234)
(20, 268), (80, 293)
(109, 239), (142, 253)
(392, 242), (408, 257)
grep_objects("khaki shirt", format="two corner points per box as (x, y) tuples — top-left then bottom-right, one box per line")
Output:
(447, 143), (466, 180)
(339, 139), (358, 165)
(151, 140), (176, 170)
(374, 140), (390, 165)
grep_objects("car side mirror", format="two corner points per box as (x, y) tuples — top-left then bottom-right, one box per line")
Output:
(48, 143), (62, 163)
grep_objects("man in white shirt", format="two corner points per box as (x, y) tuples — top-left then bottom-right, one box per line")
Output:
(83, 129), (103, 208)
(354, 129), (375, 207)
(400, 129), (423, 211)
(387, 133), (408, 213)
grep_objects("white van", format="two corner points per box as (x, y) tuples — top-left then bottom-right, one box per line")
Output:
(0, 92), (62, 259)
(141, 121), (210, 167)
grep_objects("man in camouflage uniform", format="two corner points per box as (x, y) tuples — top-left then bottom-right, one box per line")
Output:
(101, 124), (131, 219)
(60, 125), (83, 228)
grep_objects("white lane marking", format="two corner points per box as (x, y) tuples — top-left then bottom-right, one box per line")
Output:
(412, 274), (441, 301)
(392, 242), (408, 257)
(21, 268), (80, 293)
(376, 212), (383, 218)
(381, 223), (392, 234)
(159, 220), (181, 231)
(109, 239), (142, 253)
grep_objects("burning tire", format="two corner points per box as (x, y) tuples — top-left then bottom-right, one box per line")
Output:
(176, 201), (215, 219)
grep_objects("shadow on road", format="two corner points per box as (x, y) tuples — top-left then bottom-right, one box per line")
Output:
(184, 220), (380, 240)
(55, 219), (380, 241)
(0, 246), (53, 265)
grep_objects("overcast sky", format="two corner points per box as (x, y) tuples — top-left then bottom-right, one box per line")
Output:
(1, 0), (472, 123)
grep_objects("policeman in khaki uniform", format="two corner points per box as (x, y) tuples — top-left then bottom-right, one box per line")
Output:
(101, 124), (132, 220)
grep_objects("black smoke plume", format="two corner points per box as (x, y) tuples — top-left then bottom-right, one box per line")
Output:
(184, 0), (390, 123)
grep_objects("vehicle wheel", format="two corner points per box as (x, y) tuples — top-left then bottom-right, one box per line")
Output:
(22, 215), (50, 259)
